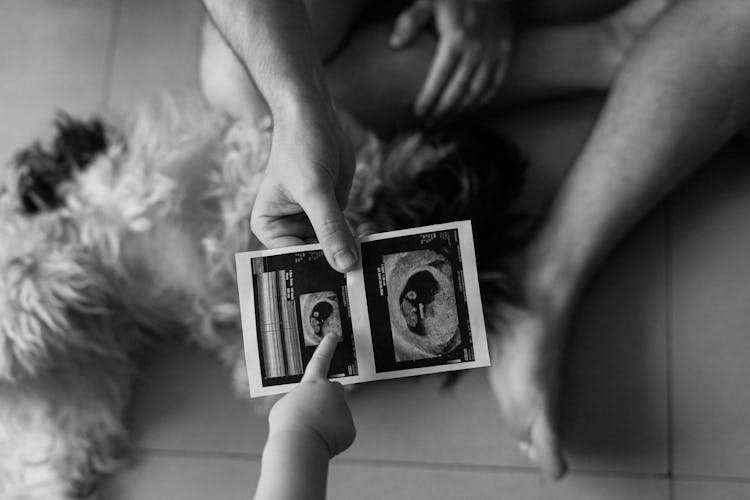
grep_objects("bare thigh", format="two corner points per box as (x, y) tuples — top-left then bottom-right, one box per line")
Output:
(201, 0), (639, 123)
(325, 22), (430, 133)
(514, 0), (632, 25)
(303, 0), (370, 60)
(200, 0), (369, 120)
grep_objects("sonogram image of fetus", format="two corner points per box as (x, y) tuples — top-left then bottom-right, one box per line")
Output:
(300, 291), (343, 346)
(311, 302), (334, 334)
(399, 271), (439, 334)
(383, 250), (461, 362)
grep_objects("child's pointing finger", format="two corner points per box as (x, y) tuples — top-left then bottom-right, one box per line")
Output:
(301, 333), (339, 382)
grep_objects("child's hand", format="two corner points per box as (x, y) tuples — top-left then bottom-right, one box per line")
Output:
(390, 0), (513, 123)
(267, 333), (356, 457)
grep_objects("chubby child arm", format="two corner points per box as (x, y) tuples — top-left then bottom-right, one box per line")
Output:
(254, 333), (356, 500)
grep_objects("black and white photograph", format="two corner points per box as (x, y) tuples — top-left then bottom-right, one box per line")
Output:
(250, 250), (357, 387)
(362, 228), (475, 372)
(237, 222), (489, 398)
(9, 0), (750, 497)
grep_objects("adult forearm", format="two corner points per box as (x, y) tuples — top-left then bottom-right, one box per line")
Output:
(530, 0), (750, 303)
(202, 0), (332, 120)
(254, 431), (330, 500)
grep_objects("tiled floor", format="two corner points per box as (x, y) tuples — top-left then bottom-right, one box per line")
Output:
(3, 1), (750, 499)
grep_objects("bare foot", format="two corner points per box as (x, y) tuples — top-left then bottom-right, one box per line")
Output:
(483, 264), (572, 479)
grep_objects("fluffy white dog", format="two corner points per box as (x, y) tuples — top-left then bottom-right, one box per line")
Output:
(0, 100), (525, 499)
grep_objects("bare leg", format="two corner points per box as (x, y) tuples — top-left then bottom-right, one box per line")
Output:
(200, 0), (367, 122)
(325, 21), (617, 133)
(487, 0), (750, 478)
(200, 0), (668, 131)
(323, 0), (670, 133)
(514, 0), (631, 25)
(493, 0), (672, 107)
(200, 19), (266, 122)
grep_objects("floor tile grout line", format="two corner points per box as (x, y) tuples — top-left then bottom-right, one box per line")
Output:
(664, 198), (675, 500)
(133, 447), (262, 462)
(132, 446), (750, 485)
(101, 0), (123, 115)
(132, 446), (669, 480)
(330, 459), (671, 481)
(672, 473), (750, 485)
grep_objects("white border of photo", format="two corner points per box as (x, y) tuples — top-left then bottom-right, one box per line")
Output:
(235, 221), (490, 398)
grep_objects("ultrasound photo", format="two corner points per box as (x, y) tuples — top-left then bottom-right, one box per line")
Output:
(238, 221), (489, 396)
(300, 291), (343, 346)
(362, 228), (475, 373)
(249, 250), (357, 387)
(383, 250), (460, 362)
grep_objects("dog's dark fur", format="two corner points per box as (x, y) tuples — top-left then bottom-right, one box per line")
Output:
(13, 114), (109, 214)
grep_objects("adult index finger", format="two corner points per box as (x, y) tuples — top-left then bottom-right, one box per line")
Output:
(302, 333), (339, 382)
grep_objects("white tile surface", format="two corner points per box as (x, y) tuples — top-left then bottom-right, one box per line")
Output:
(102, 452), (260, 500)
(330, 463), (669, 500)
(103, 452), (669, 500)
(561, 209), (668, 474)
(0, 0), (116, 160)
(107, 0), (203, 113)
(670, 142), (750, 478)
(342, 369), (523, 466)
(673, 478), (750, 500)
(128, 344), (526, 466)
(127, 343), (269, 455)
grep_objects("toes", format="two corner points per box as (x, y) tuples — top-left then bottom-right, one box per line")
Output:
(527, 413), (567, 480)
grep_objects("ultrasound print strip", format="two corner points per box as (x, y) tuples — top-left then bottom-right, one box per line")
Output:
(251, 248), (359, 388)
(384, 250), (462, 363)
(362, 228), (474, 373)
(256, 270), (304, 379)
(237, 221), (488, 396)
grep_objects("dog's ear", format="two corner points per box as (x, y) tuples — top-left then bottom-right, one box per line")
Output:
(0, 237), (114, 381)
(349, 127), (529, 265)
(12, 113), (108, 214)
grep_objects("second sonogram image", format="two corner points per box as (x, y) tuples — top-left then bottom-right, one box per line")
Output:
(300, 291), (343, 346)
(383, 250), (460, 362)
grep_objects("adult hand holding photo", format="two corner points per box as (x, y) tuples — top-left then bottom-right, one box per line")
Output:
(250, 101), (359, 273)
(204, 0), (359, 274)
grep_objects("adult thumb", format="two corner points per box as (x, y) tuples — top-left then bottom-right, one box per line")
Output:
(300, 185), (359, 273)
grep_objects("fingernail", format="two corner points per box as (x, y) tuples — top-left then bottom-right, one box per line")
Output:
(334, 248), (356, 271)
